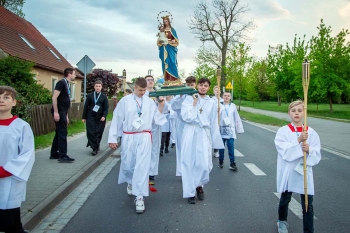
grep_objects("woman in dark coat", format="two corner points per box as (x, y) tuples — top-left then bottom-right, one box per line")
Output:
(82, 80), (109, 155)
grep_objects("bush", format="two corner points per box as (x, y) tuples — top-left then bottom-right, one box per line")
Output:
(0, 56), (52, 121)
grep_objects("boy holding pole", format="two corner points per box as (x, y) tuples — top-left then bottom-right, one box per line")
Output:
(274, 100), (321, 233)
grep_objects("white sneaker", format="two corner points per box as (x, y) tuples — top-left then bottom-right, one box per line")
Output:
(127, 184), (132, 195)
(213, 151), (219, 157)
(277, 221), (289, 233)
(135, 196), (145, 214)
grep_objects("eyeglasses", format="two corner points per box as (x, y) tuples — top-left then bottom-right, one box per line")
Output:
(146, 79), (154, 82)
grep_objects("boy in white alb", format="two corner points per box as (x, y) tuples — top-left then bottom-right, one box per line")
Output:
(144, 75), (166, 185)
(171, 76), (197, 177)
(0, 86), (35, 233)
(211, 85), (223, 158)
(181, 78), (224, 204)
(218, 92), (244, 171)
(275, 100), (321, 233)
(108, 78), (166, 214)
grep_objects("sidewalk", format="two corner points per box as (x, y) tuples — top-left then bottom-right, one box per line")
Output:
(240, 106), (350, 156)
(21, 122), (119, 231)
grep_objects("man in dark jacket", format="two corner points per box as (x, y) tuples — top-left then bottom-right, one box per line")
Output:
(82, 80), (109, 155)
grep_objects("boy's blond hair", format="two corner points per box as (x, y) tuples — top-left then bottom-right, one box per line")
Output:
(0, 85), (17, 99)
(288, 100), (304, 112)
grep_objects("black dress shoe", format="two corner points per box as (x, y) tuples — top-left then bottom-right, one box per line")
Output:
(188, 197), (196, 204)
(159, 151), (163, 156)
(165, 148), (169, 153)
(58, 155), (75, 163)
(49, 155), (60, 159)
(196, 186), (205, 200)
(91, 150), (98, 156)
(171, 143), (175, 148)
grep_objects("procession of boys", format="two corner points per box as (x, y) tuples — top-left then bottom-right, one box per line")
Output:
(0, 14), (322, 233)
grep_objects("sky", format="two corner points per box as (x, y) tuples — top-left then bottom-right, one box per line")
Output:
(22, 0), (350, 81)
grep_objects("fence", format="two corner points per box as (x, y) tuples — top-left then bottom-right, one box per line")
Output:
(29, 99), (117, 136)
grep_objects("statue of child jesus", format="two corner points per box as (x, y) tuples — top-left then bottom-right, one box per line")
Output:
(157, 24), (168, 45)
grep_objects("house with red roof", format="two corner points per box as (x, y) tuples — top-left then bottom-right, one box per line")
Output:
(0, 6), (83, 102)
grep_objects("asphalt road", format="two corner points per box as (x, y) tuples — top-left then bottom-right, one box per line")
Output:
(59, 122), (350, 233)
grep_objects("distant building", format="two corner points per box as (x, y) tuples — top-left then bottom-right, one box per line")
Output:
(0, 6), (83, 102)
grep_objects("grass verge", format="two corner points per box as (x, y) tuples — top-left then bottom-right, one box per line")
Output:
(239, 110), (289, 127)
(236, 100), (350, 121)
(34, 114), (115, 150)
(34, 119), (86, 150)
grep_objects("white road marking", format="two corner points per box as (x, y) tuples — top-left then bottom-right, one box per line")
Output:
(234, 149), (244, 157)
(274, 193), (317, 220)
(243, 163), (267, 176)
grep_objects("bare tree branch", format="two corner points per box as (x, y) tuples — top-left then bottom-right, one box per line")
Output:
(188, 0), (255, 84)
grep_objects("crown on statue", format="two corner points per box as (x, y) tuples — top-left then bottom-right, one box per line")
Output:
(157, 11), (173, 23)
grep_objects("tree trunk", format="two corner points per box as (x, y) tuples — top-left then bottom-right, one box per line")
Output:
(221, 47), (227, 88)
(329, 97), (333, 113)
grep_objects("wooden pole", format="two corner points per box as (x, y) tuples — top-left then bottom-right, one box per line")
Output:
(216, 68), (221, 126)
(302, 59), (310, 212)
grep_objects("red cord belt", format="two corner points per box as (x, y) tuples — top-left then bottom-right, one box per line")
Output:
(123, 130), (152, 140)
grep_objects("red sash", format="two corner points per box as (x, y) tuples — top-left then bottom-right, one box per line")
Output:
(123, 130), (152, 140)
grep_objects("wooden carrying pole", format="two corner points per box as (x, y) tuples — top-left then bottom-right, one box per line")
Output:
(216, 68), (221, 126)
(302, 59), (310, 212)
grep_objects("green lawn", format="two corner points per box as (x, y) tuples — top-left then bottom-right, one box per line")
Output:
(35, 114), (115, 150)
(239, 110), (289, 127)
(235, 100), (350, 121)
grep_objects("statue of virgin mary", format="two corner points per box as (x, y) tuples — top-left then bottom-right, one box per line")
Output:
(157, 14), (179, 81)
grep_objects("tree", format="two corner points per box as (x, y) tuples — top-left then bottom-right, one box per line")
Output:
(309, 19), (350, 113)
(225, 42), (253, 110)
(191, 63), (217, 95)
(83, 69), (120, 100)
(246, 59), (270, 103)
(0, 0), (25, 18)
(188, 0), (254, 87)
(0, 56), (52, 121)
(266, 35), (308, 105)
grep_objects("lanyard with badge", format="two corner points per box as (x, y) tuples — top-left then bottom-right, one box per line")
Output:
(292, 122), (308, 175)
(132, 94), (144, 130)
(64, 78), (70, 96)
(92, 92), (101, 112)
(223, 104), (231, 126)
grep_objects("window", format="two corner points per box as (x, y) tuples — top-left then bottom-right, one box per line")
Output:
(48, 47), (61, 61)
(52, 79), (58, 94)
(70, 83), (76, 101)
(19, 34), (35, 50)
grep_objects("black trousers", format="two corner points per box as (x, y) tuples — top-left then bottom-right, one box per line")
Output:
(278, 191), (314, 233)
(0, 208), (26, 233)
(160, 132), (171, 151)
(50, 111), (68, 157)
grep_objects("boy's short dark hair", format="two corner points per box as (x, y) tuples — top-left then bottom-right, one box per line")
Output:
(0, 85), (17, 99)
(94, 80), (103, 86)
(125, 89), (132, 94)
(185, 76), (196, 84)
(198, 77), (211, 86)
(135, 78), (147, 88)
(64, 67), (74, 77)
(144, 75), (154, 80)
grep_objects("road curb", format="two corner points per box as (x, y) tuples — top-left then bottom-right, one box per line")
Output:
(22, 147), (114, 231)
